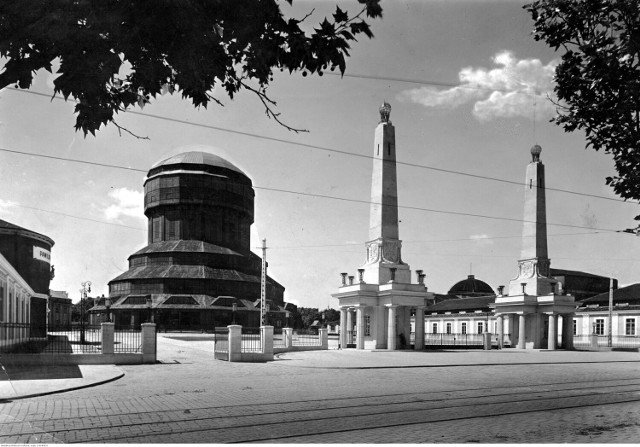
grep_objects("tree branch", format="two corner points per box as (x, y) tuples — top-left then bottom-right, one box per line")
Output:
(241, 81), (309, 133)
(112, 119), (150, 140)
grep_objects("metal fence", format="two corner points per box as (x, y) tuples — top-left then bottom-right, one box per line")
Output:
(292, 333), (321, 347)
(417, 333), (511, 349)
(114, 327), (143, 353)
(273, 333), (286, 348)
(213, 327), (229, 353)
(574, 334), (640, 349)
(241, 327), (262, 353)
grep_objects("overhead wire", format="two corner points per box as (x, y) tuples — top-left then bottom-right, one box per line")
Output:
(7, 88), (635, 205)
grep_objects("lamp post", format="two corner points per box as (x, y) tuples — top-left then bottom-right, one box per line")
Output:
(105, 297), (112, 323)
(232, 302), (237, 325)
(79, 281), (91, 344)
(146, 296), (152, 323)
(285, 310), (291, 328)
(264, 302), (270, 326)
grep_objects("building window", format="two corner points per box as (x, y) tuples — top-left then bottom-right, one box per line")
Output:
(477, 321), (484, 334)
(573, 319), (577, 336)
(594, 318), (605, 335)
(625, 318), (636, 336)
(461, 322), (467, 334)
(432, 323), (438, 334)
(364, 315), (371, 336)
(446, 322), (452, 334)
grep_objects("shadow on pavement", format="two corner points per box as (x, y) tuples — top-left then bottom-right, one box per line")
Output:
(0, 364), (83, 381)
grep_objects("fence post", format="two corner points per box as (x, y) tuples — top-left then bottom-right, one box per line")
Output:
(141, 323), (156, 364)
(228, 325), (242, 362)
(261, 326), (274, 360)
(101, 322), (115, 355)
(283, 327), (293, 348)
(319, 328), (328, 349)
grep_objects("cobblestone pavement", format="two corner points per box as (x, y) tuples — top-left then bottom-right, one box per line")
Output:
(1, 335), (639, 443)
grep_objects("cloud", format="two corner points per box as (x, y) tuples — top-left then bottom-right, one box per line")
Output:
(398, 51), (558, 121)
(469, 234), (493, 245)
(103, 188), (144, 221)
(0, 199), (17, 213)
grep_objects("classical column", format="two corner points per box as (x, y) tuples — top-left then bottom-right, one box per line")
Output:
(356, 306), (365, 350)
(562, 314), (574, 350)
(414, 307), (425, 351)
(387, 305), (397, 350)
(518, 314), (526, 349)
(547, 314), (557, 350)
(346, 308), (354, 345)
(339, 308), (347, 349)
(496, 314), (504, 349)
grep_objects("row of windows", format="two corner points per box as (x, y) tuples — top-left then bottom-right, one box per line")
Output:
(432, 321), (486, 335)
(146, 176), (252, 194)
(148, 211), (250, 247)
(0, 277), (30, 324)
(580, 318), (637, 336)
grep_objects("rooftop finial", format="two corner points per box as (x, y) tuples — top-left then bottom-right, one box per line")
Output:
(531, 144), (542, 162)
(379, 101), (391, 123)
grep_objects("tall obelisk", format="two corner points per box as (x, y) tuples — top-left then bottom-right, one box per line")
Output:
(508, 144), (556, 296)
(363, 102), (410, 284)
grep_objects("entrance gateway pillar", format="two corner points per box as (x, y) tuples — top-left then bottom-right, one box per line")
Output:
(496, 314), (504, 349)
(387, 305), (397, 350)
(517, 314), (526, 349)
(547, 313), (557, 350)
(339, 308), (348, 349)
(414, 307), (425, 351)
(346, 308), (354, 346)
(562, 314), (574, 350)
(356, 306), (365, 350)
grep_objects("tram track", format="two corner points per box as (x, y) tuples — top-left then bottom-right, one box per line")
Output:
(3, 377), (640, 443)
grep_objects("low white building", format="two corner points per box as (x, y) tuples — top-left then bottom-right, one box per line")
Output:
(0, 251), (42, 350)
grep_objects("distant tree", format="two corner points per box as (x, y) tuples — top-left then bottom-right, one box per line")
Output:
(0, 0), (382, 136)
(296, 307), (320, 328)
(525, 0), (640, 225)
(71, 297), (93, 323)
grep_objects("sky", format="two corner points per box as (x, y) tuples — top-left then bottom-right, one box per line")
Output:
(1, 0), (639, 308)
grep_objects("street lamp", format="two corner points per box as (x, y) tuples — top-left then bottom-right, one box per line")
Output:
(264, 302), (270, 326)
(146, 296), (152, 323)
(80, 281), (91, 344)
(105, 297), (112, 323)
(285, 310), (291, 328)
(232, 302), (237, 324)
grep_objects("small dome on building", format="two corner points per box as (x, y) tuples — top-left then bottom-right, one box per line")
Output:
(447, 274), (495, 297)
(531, 144), (542, 162)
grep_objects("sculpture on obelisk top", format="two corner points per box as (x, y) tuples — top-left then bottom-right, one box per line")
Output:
(379, 101), (391, 124)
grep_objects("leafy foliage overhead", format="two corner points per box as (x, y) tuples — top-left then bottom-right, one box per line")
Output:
(0, 0), (382, 136)
(525, 0), (640, 221)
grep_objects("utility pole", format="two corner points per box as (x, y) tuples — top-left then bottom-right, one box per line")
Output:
(608, 277), (614, 347)
(259, 238), (267, 326)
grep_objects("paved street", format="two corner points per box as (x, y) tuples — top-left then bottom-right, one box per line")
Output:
(1, 334), (640, 443)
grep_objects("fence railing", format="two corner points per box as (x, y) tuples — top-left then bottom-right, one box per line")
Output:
(213, 327), (229, 353)
(241, 327), (262, 353)
(574, 334), (640, 349)
(273, 334), (286, 348)
(1, 323), (145, 354)
(292, 333), (321, 347)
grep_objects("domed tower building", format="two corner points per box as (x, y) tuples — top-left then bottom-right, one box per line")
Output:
(448, 275), (494, 298)
(103, 150), (285, 330)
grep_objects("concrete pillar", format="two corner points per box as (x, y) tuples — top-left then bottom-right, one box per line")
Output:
(319, 328), (328, 349)
(562, 314), (574, 350)
(339, 308), (347, 349)
(547, 314), (557, 350)
(496, 314), (504, 349)
(228, 325), (242, 362)
(141, 323), (156, 364)
(414, 307), (425, 351)
(283, 327), (293, 348)
(346, 309), (354, 346)
(518, 314), (526, 349)
(387, 305), (397, 350)
(101, 322), (115, 355)
(356, 306), (365, 350)
(261, 325), (274, 360)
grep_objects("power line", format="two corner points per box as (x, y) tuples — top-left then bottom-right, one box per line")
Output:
(0, 144), (629, 234)
(8, 88), (634, 205)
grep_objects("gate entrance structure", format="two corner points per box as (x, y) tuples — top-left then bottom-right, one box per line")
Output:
(333, 103), (432, 350)
(491, 145), (574, 350)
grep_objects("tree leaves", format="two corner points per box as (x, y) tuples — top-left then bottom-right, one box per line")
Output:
(525, 0), (640, 221)
(0, 0), (382, 136)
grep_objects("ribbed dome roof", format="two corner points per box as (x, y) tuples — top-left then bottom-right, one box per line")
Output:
(152, 149), (245, 175)
(447, 275), (494, 297)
